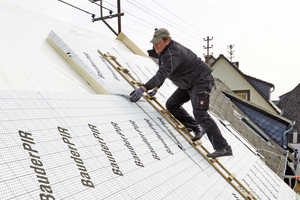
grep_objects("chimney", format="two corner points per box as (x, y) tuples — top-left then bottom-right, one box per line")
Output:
(232, 62), (239, 69)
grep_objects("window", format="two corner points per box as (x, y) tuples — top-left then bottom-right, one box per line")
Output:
(233, 90), (250, 101)
(237, 93), (247, 99)
(296, 132), (300, 143)
(288, 132), (294, 143)
(287, 132), (300, 143)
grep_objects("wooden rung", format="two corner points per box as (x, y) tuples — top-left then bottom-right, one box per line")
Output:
(193, 140), (202, 145)
(210, 158), (218, 163)
(105, 53), (116, 60)
(146, 95), (157, 100)
(161, 109), (169, 114)
(228, 173), (236, 181)
(131, 80), (142, 85)
(246, 191), (255, 199)
(117, 67), (129, 73)
(177, 124), (185, 129)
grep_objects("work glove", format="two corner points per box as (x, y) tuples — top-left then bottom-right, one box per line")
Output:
(147, 89), (157, 97)
(129, 87), (144, 102)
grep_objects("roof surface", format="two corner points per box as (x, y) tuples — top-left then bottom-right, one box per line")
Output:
(277, 83), (300, 132)
(0, 1), (297, 199)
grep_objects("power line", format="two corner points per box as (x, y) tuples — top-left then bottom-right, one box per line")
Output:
(103, 0), (300, 76)
(89, 0), (113, 13)
(124, 0), (200, 42)
(130, 0), (206, 40)
(151, 0), (208, 36)
(275, 75), (300, 85)
(58, 0), (95, 16)
(234, 47), (300, 71)
(149, 1), (300, 71)
(105, 0), (204, 52)
(151, 0), (232, 49)
(55, 0), (300, 87)
(104, 1), (157, 28)
(123, 0), (231, 57)
(107, 19), (150, 36)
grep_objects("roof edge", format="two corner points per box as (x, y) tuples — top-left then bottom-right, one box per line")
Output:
(223, 91), (292, 125)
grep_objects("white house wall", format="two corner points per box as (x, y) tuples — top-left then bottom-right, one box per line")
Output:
(212, 58), (276, 113)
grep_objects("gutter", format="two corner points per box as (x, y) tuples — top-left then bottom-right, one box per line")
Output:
(283, 121), (295, 149)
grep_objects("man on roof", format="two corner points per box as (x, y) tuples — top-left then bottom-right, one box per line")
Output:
(129, 28), (232, 158)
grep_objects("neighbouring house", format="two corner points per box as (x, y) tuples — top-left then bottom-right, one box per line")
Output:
(210, 54), (281, 115)
(209, 78), (298, 188)
(208, 54), (297, 148)
(207, 54), (300, 189)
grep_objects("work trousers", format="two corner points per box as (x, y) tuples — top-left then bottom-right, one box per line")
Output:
(166, 74), (228, 150)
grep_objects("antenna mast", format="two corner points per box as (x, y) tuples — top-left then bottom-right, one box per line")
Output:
(203, 36), (213, 64)
(227, 44), (235, 62)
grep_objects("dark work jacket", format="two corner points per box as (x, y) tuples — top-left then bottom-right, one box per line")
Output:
(143, 40), (213, 91)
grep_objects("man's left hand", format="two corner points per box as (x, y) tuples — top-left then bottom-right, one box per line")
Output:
(147, 89), (157, 97)
(129, 87), (145, 102)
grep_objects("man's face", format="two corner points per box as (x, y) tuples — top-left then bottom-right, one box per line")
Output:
(154, 39), (170, 54)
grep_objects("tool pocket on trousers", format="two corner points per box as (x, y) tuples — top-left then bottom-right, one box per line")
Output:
(196, 92), (209, 110)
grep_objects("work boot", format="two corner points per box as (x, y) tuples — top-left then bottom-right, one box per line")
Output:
(207, 145), (233, 158)
(191, 125), (206, 142)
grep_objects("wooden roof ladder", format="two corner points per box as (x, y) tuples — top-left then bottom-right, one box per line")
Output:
(98, 50), (257, 200)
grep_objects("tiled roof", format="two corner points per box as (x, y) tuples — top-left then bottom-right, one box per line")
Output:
(231, 100), (289, 147)
(243, 74), (275, 88)
(243, 74), (274, 100)
(277, 83), (300, 132)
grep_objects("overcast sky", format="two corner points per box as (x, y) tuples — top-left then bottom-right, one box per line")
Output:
(5, 0), (300, 100)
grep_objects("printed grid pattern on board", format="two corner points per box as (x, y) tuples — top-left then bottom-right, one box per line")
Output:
(47, 30), (177, 101)
(46, 30), (298, 200)
(0, 90), (245, 200)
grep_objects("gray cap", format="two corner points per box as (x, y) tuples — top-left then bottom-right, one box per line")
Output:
(150, 28), (170, 44)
